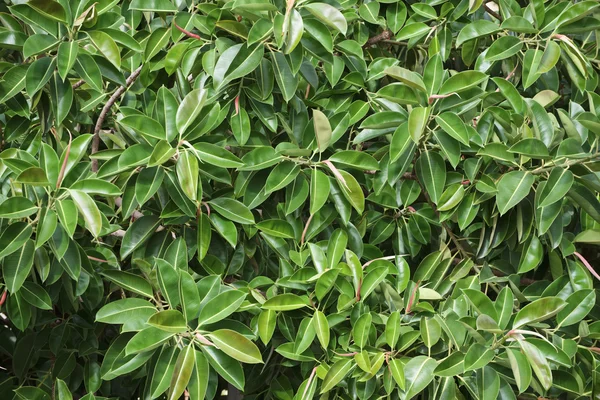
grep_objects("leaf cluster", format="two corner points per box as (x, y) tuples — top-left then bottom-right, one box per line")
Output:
(1, 0), (600, 399)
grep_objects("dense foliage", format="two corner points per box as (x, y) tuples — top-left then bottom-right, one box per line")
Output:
(2, 0), (600, 399)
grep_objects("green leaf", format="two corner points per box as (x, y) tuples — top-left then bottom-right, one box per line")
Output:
(202, 346), (245, 391)
(304, 3), (347, 35)
(101, 270), (154, 299)
(120, 216), (161, 259)
(402, 356), (437, 399)
(192, 142), (244, 168)
(256, 219), (295, 239)
(50, 73), (73, 126)
(27, 0), (67, 23)
(69, 179), (121, 196)
(129, 0), (177, 12)
(313, 310), (330, 349)
(556, 289), (596, 327)
(456, 20), (500, 47)
(177, 87), (208, 135)
(168, 344), (196, 400)
(197, 290), (246, 326)
(463, 289), (499, 322)
(506, 348), (532, 393)
(145, 27), (171, 61)
(263, 294), (308, 311)
(26, 57), (55, 98)
(258, 309), (276, 344)
(271, 52), (298, 102)
(352, 313), (372, 349)
(176, 151), (199, 202)
(88, 31), (121, 69)
(3, 239), (34, 293)
(435, 112), (470, 145)
(188, 350), (209, 400)
(496, 171), (534, 215)
(415, 151), (446, 204)
(519, 340), (552, 391)
(20, 281), (52, 310)
(420, 317), (441, 348)
(464, 343), (494, 371)
(485, 36), (523, 62)
(538, 168), (574, 207)
(313, 109), (332, 152)
(386, 311), (401, 349)
(96, 298), (156, 326)
(55, 379), (72, 400)
(513, 297), (567, 328)
(147, 310), (188, 333)
(69, 189), (102, 238)
(336, 170), (365, 214)
(385, 66), (426, 92)
(208, 198), (254, 224)
(149, 347), (179, 398)
(310, 168), (330, 215)
(209, 329), (263, 364)
(179, 270), (201, 322)
(120, 115), (166, 141)
(321, 359), (354, 393)
(0, 197), (37, 219)
(518, 235), (543, 273)
(125, 326), (175, 355)
(438, 71), (488, 94)
(57, 41), (78, 81)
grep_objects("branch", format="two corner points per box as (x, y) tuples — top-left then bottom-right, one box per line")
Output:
(72, 79), (85, 89)
(364, 29), (393, 47)
(91, 65), (143, 172)
(484, 2), (502, 21)
(531, 151), (600, 175)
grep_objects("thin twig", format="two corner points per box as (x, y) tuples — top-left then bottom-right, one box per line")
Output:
(574, 251), (600, 281)
(300, 214), (314, 246)
(91, 65), (143, 172)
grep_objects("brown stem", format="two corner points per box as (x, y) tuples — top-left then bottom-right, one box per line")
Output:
(72, 79), (85, 89)
(484, 2), (502, 21)
(364, 29), (393, 47)
(91, 65), (143, 172)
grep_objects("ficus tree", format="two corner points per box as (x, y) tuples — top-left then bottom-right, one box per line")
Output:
(1, 0), (600, 399)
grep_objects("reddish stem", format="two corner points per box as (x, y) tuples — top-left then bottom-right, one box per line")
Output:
(174, 21), (202, 40)
(233, 95), (240, 117)
(300, 214), (314, 245)
(56, 131), (72, 189)
(405, 280), (420, 314)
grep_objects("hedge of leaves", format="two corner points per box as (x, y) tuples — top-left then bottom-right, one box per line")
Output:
(2, 0), (600, 399)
